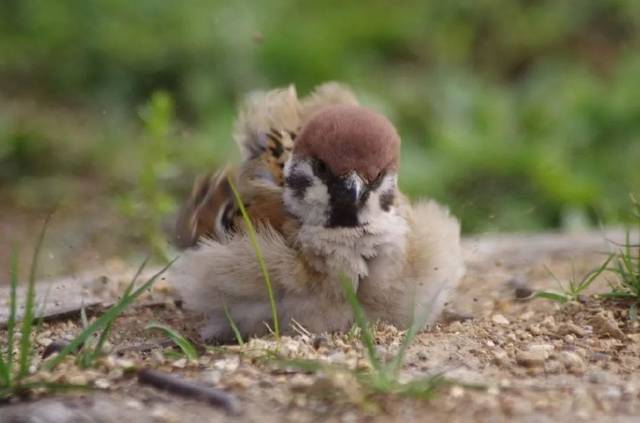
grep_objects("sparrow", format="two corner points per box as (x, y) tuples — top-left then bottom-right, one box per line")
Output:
(171, 82), (465, 342)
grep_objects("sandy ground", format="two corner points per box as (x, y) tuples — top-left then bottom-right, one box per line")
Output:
(1, 231), (639, 422)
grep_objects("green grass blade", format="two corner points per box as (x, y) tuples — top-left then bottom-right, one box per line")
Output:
(18, 215), (50, 379)
(0, 355), (8, 387)
(123, 256), (150, 298)
(578, 254), (613, 293)
(93, 257), (150, 360)
(544, 265), (568, 296)
(600, 291), (634, 299)
(227, 176), (280, 338)
(145, 323), (198, 360)
(223, 304), (245, 346)
(44, 258), (177, 370)
(6, 246), (19, 380)
(534, 291), (568, 303)
(339, 274), (381, 372)
(396, 374), (446, 399)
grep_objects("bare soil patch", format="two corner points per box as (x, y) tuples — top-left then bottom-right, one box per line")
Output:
(1, 231), (639, 422)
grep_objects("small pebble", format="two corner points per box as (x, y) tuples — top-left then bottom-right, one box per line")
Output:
(561, 351), (586, 374)
(492, 314), (510, 326)
(519, 311), (535, 321)
(527, 343), (554, 359)
(514, 287), (534, 300)
(172, 358), (187, 369)
(587, 372), (609, 384)
(94, 378), (111, 389)
(516, 350), (547, 368)
(449, 386), (465, 398)
(558, 322), (588, 337)
(493, 350), (509, 366)
(591, 314), (625, 340)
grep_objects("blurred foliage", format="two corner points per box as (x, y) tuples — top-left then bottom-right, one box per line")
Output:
(118, 91), (177, 260)
(1, 0), (639, 236)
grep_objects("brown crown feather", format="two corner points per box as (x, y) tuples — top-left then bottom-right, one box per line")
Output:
(293, 105), (401, 182)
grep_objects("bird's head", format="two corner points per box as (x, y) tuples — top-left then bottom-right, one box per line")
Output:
(283, 105), (401, 228)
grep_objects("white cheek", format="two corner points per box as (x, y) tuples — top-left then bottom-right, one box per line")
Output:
(300, 178), (329, 225)
(282, 159), (329, 226)
(380, 174), (397, 192)
(359, 174), (397, 224)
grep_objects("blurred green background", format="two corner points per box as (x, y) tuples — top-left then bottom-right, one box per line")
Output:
(1, 0), (640, 269)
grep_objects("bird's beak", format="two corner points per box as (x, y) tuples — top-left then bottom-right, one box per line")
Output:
(339, 172), (364, 205)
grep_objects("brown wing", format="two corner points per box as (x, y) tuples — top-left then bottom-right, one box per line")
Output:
(173, 130), (294, 249)
(173, 168), (235, 248)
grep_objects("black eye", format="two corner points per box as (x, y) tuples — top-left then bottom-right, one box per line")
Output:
(313, 159), (328, 176)
(368, 170), (386, 190)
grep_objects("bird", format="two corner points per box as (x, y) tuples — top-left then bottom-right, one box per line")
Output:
(171, 82), (465, 343)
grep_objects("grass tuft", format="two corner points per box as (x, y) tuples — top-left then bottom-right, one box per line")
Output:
(535, 256), (612, 304)
(145, 323), (198, 360)
(601, 194), (640, 315)
(44, 258), (177, 371)
(17, 215), (50, 379)
(340, 274), (445, 398)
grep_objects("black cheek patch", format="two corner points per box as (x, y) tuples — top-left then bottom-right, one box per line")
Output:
(285, 173), (313, 199)
(379, 191), (395, 212)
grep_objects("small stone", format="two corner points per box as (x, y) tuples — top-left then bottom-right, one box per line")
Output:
(115, 358), (136, 370)
(561, 351), (586, 374)
(94, 378), (111, 389)
(591, 314), (625, 340)
(587, 372), (609, 384)
(541, 316), (557, 329)
(125, 399), (144, 410)
(172, 358), (187, 368)
(516, 350), (547, 368)
(213, 356), (240, 372)
(514, 287), (534, 300)
(67, 373), (88, 385)
(527, 343), (554, 359)
(603, 386), (622, 400)
(442, 309), (473, 323)
(226, 373), (253, 389)
(447, 321), (464, 333)
(36, 337), (53, 347)
(528, 324), (542, 336)
(628, 334), (640, 343)
(493, 350), (509, 366)
(449, 386), (465, 398)
(519, 311), (535, 321)
(290, 374), (314, 390)
(558, 322), (588, 337)
(564, 334), (576, 343)
(545, 360), (563, 374)
(492, 314), (510, 326)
